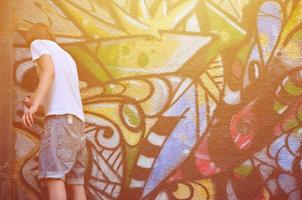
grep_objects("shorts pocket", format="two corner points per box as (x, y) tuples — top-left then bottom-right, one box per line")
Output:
(56, 125), (79, 162)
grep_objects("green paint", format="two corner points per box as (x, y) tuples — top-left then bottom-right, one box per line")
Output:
(233, 164), (253, 177)
(122, 45), (131, 55)
(284, 79), (302, 96)
(105, 85), (114, 94)
(178, 1), (246, 75)
(205, 1), (246, 45)
(98, 45), (120, 66)
(137, 52), (149, 67)
(123, 104), (140, 128)
(125, 145), (141, 185)
(273, 101), (286, 113)
(283, 118), (299, 130)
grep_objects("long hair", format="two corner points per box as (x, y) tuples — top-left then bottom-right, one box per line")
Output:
(26, 23), (56, 47)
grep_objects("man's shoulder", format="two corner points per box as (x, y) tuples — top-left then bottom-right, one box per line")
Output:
(31, 39), (57, 48)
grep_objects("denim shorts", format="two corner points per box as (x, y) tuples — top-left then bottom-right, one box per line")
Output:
(38, 114), (86, 185)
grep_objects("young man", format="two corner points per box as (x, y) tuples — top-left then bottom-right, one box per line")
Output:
(22, 23), (87, 200)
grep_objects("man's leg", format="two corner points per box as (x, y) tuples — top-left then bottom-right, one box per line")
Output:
(68, 184), (86, 200)
(44, 179), (67, 200)
(64, 116), (87, 200)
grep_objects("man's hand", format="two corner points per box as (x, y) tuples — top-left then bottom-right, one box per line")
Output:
(22, 105), (38, 128)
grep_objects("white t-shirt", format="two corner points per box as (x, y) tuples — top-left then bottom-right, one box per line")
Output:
(30, 39), (85, 122)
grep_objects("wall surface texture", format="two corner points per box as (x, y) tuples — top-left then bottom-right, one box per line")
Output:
(0, 0), (14, 199)
(13, 0), (302, 199)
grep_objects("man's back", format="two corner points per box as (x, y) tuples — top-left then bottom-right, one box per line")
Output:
(30, 39), (85, 122)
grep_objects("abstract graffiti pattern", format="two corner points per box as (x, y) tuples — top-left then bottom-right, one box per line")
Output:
(13, 0), (302, 199)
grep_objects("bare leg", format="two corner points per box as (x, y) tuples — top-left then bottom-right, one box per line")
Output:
(68, 184), (87, 200)
(43, 179), (67, 200)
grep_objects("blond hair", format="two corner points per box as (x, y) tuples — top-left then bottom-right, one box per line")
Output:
(26, 23), (56, 47)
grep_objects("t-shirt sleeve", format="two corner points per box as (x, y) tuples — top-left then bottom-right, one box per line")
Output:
(30, 40), (50, 61)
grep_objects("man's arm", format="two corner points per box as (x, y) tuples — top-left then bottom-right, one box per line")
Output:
(22, 55), (55, 128)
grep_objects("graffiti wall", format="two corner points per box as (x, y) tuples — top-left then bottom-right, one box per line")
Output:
(13, 0), (302, 199)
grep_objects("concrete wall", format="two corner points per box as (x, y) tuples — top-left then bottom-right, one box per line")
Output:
(0, 0), (14, 199)
(13, 0), (302, 199)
